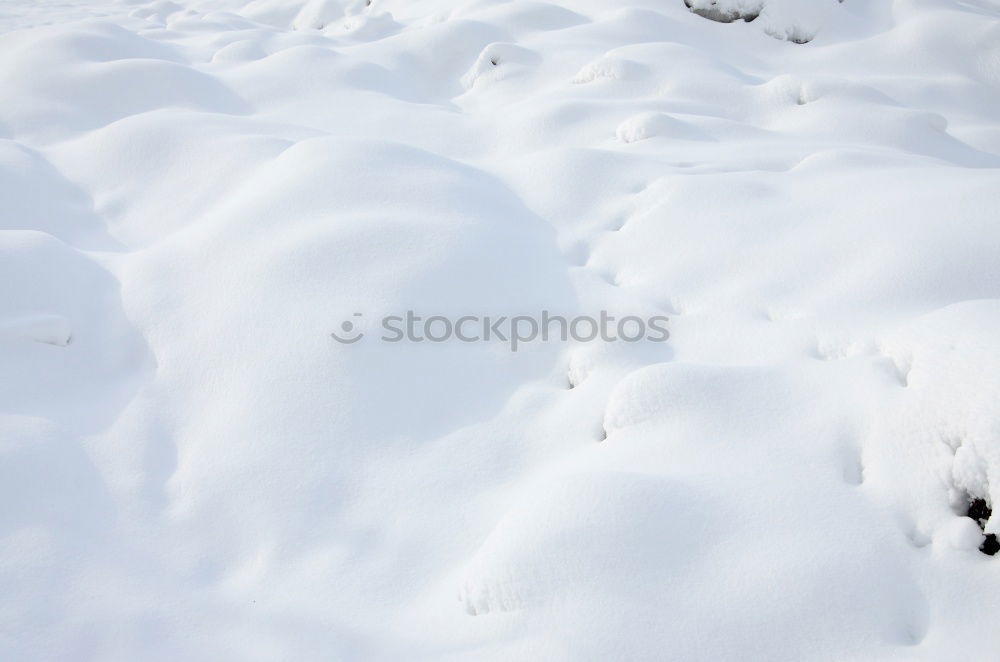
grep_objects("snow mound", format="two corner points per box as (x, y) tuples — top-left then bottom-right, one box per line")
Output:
(462, 42), (541, 90)
(866, 302), (1000, 544)
(685, 0), (843, 43)
(616, 112), (714, 143)
(572, 56), (647, 84)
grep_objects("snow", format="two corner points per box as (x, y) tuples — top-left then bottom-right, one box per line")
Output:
(2, 0), (1000, 659)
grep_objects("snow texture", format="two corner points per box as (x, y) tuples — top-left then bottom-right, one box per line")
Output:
(2, 0), (1000, 659)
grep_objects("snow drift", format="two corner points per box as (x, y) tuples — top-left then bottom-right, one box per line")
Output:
(2, 0), (1000, 659)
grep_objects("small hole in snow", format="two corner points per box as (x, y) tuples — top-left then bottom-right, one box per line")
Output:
(966, 497), (997, 556)
(490, 58), (498, 66)
(968, 497), (991, 528)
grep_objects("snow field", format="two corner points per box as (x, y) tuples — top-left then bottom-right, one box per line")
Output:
(1, 0), (1000, 659)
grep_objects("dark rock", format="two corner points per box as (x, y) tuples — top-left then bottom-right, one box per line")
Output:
(981, 534), (999, 556)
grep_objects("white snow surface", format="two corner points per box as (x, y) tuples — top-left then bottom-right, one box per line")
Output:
(2, 0), (1000, 659)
